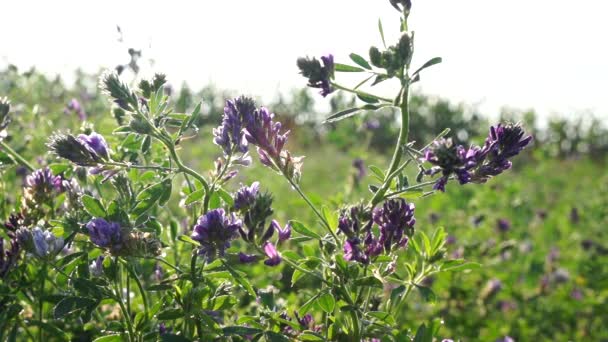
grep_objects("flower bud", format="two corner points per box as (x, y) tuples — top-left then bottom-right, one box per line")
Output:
(369, 47), (383, 68)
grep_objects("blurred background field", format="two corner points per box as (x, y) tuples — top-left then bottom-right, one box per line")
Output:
(1, 64), (607, 340)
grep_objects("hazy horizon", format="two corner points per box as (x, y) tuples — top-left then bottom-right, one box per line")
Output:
(2, 0), (606, 121)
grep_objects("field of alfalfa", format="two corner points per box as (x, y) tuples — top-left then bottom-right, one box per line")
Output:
(1, 1), (607, 341)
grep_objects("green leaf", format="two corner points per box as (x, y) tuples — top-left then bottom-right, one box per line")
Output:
(298, 292), (322, 317)
(317, 292), (335, 313)
(353, 276), (383, 288)
(420, 231), (432, 257)
(349, 53), (371, 70)
(378, 18), (387, 48)
(369, 165), (385, 181)
(413, 323), (430, 342)
(300, 332), (325, 341)
(222, 326), (263, 336)
(334, 63), (365, 72)
(157, 308), (184, 320)
(222, 259), (256, 297)
(412, 57), (442, 76)
(158, 179), (173, 206)
(216, 187), (234, 207)
(53, 296), (97, 319)
(367, 311), (396, 325)
(178, 235), (200, 247)
(324, 108), (361, 123)
(161, 334), (192, 342)
(440, 260), (481, 272)
(416, 285), (437, 303)
(81, 195), (106, 217)
(93, 334), (124, 342)
(322, 207), (338, 232)
(290, 220), (322, 240)
(184, 189), (205, 205)
(357, 93), (380, 104)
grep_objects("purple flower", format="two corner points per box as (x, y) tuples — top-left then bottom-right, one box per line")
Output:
(32, 227), (64, 258)
(343, 238), (368, 264)
(276, 221), (291, 242)
(89, 255), (104, 277)
(86, 218), (122, 248)
(373, 198), (416, 253)
(297, 54), (335, 97)
(77, 132), (109, 160)
(244, 107), (288, 166)
(25, 167), (64, 193)
(153, 262), (163, 281)
(64, 98), (86, 120)
(238, 252), (258, 264)
(213, 96), (255, 156)
(191, 209), (241, 259)
(352, 158), (366, 183)
(263, 241), (281, 266)
(422, 123), (531, 191)
(0, 238), (20, 278)
(495, 337), (515, 342)
(233, 182), (260, 211)
(497, 218), (511, 233)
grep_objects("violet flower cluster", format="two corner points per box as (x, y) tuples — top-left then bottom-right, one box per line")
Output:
(49, 131), (111, 167)
(339, 198), (416, 264)
(213, 97), (303, 182)
(423, 123), (532, 192)
(86, 218), (123, 251)
(191, 209), (241, 259)
(296, 54), (335, 97)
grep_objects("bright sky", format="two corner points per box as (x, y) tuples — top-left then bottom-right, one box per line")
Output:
(2, 0), (607, 121)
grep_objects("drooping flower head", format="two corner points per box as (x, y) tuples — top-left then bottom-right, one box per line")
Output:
(233, 183), (274, 243)
(297, 54), (335, 97)
(191, 209), (241, 259)
(86, 218), (122, 249)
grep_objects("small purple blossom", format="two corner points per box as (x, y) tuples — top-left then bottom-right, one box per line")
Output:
(276, 221), (291, 242)
(86, 218), (122, 249)
(64, 98), (86, 120)
(77, 132), (110, 160)
(89, 255), (104, 277)
(352, 158), (366, 183)
(263, 241), (281, 266)
(153, 262), (163, 281)
(497, 218), (511, 233)
(238, 252), (258, 264)
(233, 182), (260, 211)
(191, 209), (241, 259)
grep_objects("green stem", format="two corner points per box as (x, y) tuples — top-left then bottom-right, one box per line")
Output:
(105, 161), (176, 172)
(284, 174), (339, 244)
(370, 82), (410, 206)
(282, 257), (331, 286)
(37, 263), (46, 342)
(0, 140), (35, 171)
(331, 82), (394, 103)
